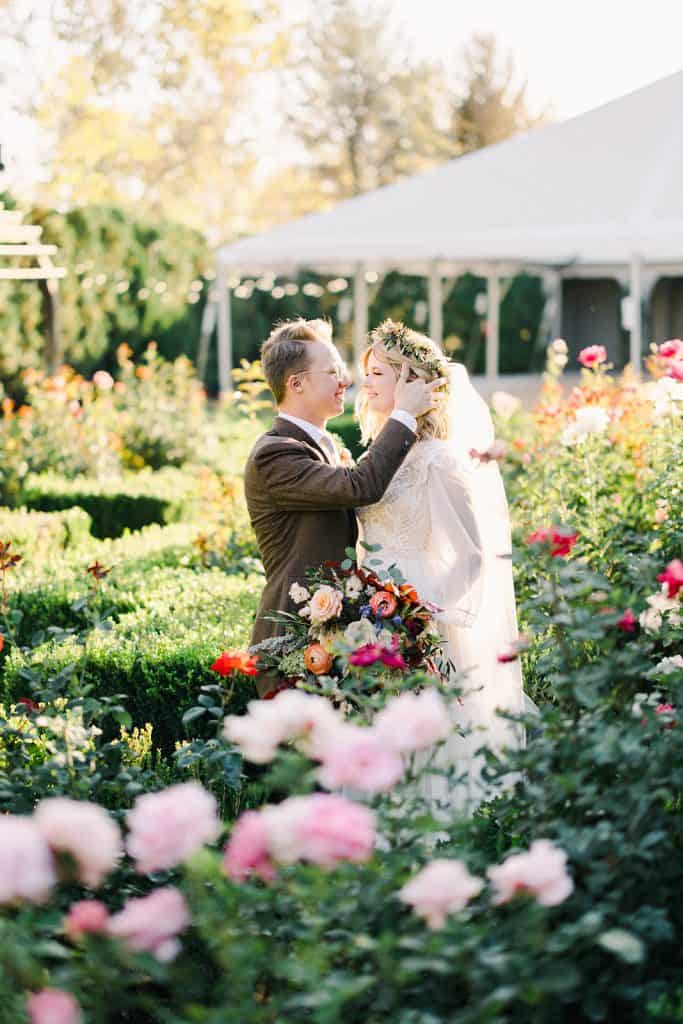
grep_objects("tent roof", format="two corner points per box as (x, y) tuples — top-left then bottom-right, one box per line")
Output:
(218, 70), (683, 274)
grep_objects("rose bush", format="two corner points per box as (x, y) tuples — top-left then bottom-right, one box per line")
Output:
(0, 339), (681, 1022)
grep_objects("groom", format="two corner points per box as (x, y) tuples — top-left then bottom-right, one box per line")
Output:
(244, 317), (439, 696)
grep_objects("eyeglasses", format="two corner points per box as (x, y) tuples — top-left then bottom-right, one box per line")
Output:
(293, 366), (348, 383)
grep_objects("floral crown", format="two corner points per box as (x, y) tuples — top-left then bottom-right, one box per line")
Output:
(370, 319), (450, 383)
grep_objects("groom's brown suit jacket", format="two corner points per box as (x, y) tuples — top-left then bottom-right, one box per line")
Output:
(244, 415), (416, 685)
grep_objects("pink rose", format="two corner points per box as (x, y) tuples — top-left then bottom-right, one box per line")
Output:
(578, 345), (607, 367)
(317, 724), (405, 792)
(293, 794), (376, 867)
(0, 817), (56, 905)
(224, 810), (277, 883)
(64, 899), (109, 940)
(27, 989), (82, 1024)
(374, 689), (451, 753)
(107, 886), (190, 962)
(379, 645), (407, 669)
(665, 359), (683, 381)
(93, 370), (115, 390)
(263, 794), (375, 867)
(399, 859), (483, 929)
(308, 584), (344, 624)
(224, 691), (340, 764)
(348, 643), (382, 667)
(487, 839), (573, 907)
(34, 798), (122, 889)
(126, 782), (222, 874)
(659, 339), (683, 360)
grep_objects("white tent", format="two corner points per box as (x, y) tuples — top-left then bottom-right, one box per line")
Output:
(215, 70), (683, 391)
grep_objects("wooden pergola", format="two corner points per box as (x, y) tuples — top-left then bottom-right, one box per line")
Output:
(0, 193), (67, 374)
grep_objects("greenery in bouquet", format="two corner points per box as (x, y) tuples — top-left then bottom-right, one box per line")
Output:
(251, 544), (446, 702)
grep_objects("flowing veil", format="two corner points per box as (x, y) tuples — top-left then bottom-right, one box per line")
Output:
(441, 365), (536, 791)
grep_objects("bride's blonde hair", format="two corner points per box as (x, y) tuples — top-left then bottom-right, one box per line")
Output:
(355, 320), (451, 444)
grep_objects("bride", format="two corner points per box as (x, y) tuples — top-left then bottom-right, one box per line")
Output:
(354, 320), (527, 813)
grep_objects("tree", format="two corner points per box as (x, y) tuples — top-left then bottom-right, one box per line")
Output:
(446, 33), (545, 154)
(280, 0), (446, 202)
(5, 0), (286, 242)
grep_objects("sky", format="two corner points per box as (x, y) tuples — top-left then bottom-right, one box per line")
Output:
(389, 0), (683, 119)
(2, 0), (682, 198)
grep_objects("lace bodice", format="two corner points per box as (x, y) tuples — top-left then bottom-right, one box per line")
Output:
(357, 441), (439, 554)
(357, 440), (484, 627)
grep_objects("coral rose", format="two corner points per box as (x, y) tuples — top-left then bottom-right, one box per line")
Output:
(304, 642), (333, 675)
(369, 590), (398, 618)
(308, 584), (344, 623)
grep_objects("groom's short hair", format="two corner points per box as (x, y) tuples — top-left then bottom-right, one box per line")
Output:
(261, 318), (333, 403)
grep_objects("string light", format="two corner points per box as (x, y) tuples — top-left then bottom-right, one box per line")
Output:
(327, 278), (348, 293)
(302, 282), (324, 297)
(284, 283), (299, 295)
(95, 273), (107, 285)
(271, 286), (285, 299)
(365, 270), (379, 283)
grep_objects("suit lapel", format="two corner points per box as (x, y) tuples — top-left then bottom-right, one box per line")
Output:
(272, 416), (333, 465)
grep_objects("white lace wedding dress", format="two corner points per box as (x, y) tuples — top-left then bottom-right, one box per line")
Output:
(357, 439), (526, 815)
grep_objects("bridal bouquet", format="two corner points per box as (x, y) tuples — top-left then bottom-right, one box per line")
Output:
(251, 546), (445, 698)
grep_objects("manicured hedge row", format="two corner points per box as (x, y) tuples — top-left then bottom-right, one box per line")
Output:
(0, 506), (92, 557)
(21, 468), (200, 537)
(3, 568), (261, 752)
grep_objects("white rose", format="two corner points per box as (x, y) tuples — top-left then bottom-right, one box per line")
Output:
(345, 576), (364, 600)
(288, 582), (311, 604)
(561, 406), (610, 447)
(344, 618), (377, 649)
(490, 391), (521, 420)
(650, 655), (683, 677)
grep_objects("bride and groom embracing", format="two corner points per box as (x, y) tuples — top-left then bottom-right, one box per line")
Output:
(244, 316), (526, 806)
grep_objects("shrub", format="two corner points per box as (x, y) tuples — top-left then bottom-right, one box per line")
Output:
(0, 506), (92, 558)
(3, 568), (262, 752)
(21, 468), (200, 537)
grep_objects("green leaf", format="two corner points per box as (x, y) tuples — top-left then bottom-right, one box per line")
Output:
(598, 929), (645, 963)
(182, 706), (206, 724)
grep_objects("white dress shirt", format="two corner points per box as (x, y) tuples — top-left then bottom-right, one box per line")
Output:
(277, 409), (418, 461)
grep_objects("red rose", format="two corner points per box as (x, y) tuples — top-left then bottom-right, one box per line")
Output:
(211, 649), (259, 677)
(369, 590), (398, 618)
(617, 609), (637, 633)
(656, 559), (683, 599)
(526, 527), (578, 558)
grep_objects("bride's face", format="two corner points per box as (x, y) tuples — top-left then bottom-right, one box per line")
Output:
(362, 349), (398, 415)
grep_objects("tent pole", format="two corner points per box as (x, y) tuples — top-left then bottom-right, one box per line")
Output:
(629, 255), (643, 376)
(486, 268), (500, 381)
(216, 261), (233, 395)
(353, 263), (368, 377)
(428, 262), (443, 347)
